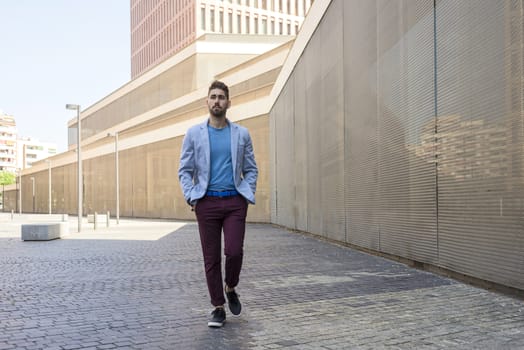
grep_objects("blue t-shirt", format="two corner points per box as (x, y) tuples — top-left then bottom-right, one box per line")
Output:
(207, 124), (235, 191)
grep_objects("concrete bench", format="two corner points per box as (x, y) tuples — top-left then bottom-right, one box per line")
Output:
(21, 222), (68, 241)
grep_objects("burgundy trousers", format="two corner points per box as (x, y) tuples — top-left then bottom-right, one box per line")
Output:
(195, 195), (248, 306)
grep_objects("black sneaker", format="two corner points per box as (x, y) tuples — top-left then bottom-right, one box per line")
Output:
(208, 307), (226, 327)
(226, 289), (242, 315)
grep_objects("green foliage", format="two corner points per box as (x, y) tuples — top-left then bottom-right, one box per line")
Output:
(0, 171), (16, 186)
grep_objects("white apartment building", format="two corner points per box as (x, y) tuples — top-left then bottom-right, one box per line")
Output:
(16, 137), (57, 170)
(0, 112), (17, 173)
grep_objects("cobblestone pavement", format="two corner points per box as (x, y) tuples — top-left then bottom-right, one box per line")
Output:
(0, 215), (523, 349)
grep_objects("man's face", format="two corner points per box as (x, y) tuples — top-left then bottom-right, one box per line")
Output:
(207, 88), (230, 118)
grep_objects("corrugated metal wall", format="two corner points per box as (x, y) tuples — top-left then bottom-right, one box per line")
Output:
(435, 0), (524, 288)
(375, 0), (438, 263)
(270, 0), (524, 289)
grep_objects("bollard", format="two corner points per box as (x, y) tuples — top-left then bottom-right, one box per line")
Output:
(11, 210), (14, 220)
(107, 211), (110, 227)
(94, 211), (98, 230)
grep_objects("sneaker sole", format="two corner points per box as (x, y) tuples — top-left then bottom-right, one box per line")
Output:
(208, 321), (224, 327)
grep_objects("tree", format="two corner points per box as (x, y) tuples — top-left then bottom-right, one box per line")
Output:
(0, 171), (16, 209)
(0, 171), (16, 186)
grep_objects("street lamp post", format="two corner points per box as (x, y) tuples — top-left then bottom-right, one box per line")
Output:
(108, 132), (120, 224)
(30, 177), (35, 213)
(45, 159), (51, 214)
(66, 104), (82, 232)
(18, 171), (22, 214)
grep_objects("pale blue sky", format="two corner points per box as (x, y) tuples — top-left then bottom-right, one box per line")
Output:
(0, 1), (130, 152)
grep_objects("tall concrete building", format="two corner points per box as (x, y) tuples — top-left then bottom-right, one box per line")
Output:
(131, 0), (313, 78)
(0, 112), (17, 173)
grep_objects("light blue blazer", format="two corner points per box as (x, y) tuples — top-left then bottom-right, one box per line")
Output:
(178, 119), (258, 205)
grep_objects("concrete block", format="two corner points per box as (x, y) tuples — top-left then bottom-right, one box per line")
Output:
(21, 222), (68, 241)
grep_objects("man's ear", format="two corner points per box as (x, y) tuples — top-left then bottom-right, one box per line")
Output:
(227, 100), (231, 109)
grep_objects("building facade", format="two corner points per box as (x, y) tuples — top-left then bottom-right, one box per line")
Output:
(0, 112), (17, 173)
(4, 0), (523, 292)
(270, 0), (523, 291)
(5, 33), (293, 221)
(131, 0), (313, 78)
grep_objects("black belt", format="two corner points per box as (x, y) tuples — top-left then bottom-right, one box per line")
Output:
(206, 190), (239, 197)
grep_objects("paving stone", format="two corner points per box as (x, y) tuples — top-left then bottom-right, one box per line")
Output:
(0, 217), (523, 349)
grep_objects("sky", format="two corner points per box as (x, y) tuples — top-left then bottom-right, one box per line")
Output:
(0, 1), (131, 153)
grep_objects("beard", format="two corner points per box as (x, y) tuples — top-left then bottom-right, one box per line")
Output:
(209, 105), (226, 118)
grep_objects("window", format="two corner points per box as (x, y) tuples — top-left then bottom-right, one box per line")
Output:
(210, 9), (215, 31)
(219, 10), (224, 32)
(245, 15), (250, 33)
(201, 7), (206, 30)
(237, 13), (242, 33)
(262, 18), (267, 34)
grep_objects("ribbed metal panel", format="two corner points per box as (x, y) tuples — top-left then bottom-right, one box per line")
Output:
(269, 89), (278, 224)
(293, 62), (309, 232)
(318, 0), (346, 242)
(436, 0), (524, 289)
(273, 78), (296, 229)
(344, 0), (380, 249)
(304, 30), (323, 235)
(376, 0), (438, 262)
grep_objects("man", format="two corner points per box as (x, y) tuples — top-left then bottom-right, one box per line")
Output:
(178, 80), (258, 327)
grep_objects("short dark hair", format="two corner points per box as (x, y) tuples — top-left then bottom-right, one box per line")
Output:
(208, 80), (229, 100)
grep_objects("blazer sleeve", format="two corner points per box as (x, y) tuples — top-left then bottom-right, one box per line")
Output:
(178, 131), (195, 204)
(242, 131), (258, 195)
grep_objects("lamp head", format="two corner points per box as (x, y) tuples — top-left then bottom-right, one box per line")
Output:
(65, 104), (80, 111)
